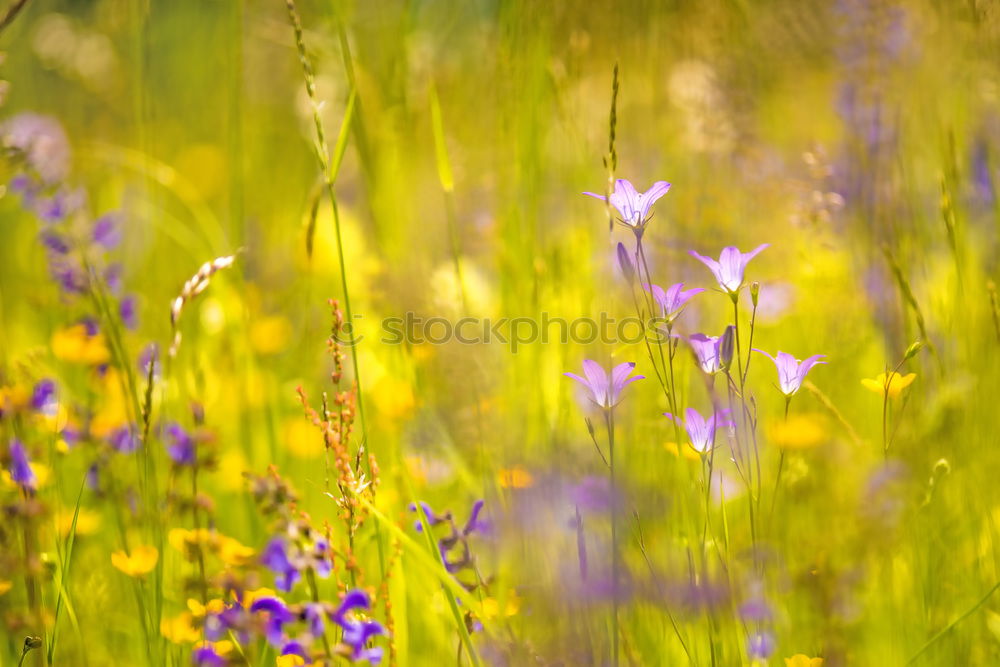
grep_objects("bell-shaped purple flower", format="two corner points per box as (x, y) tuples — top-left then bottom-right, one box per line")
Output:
(645, 282), (705, 323)
(9, 439), (37, 490)
(564, 360), (644, 409)
(584, 179), (671, 230)
(689, 244), (769, 294)
(688, 333), (724, 375)
(753, 349), (826, 397)
(663, 407), (733, 454)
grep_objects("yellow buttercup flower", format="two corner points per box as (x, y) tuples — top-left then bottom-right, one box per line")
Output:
(160, 611), (200, 643)
(861, 372), (916, 399)
(768, 413), (828, 450)
(51, 324), (111, 365)
(785, 656), (823, 667)
(0, 385), (30, 413)
(55, 508), (102, 537)
(481, 590), (521, 619)
(111, 545), (159, 577)
(276, 656), (306, 667)
(497, 466), (534, 489)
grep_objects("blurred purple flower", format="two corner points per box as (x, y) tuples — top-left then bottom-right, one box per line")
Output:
(92, 213), (122, 249)
(747, 631), (776, 660)
(109, 426), (140, 454)
(165, 423), (196, 466)
(249, 596), (294, 646)
(689, 244), (769, 294)
(584, 178), (671, 232)
(9, 439), (36, 490)
(753, 349), (826, 397)
(261, 537), (301, 592)
(120, 295), (138, 330)
(31, 379), (57, 414)
(663, 408), (732, 454)
(564, 360), (644, 409)
(191, 646), (226, 667)
(333, 589), (387, 664)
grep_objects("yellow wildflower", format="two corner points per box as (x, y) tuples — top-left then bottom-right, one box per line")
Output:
(497, 466), (534, 489)
(51, 324), (110, 365)
(481, 591), (521, 619)
(861, 372), (915, 399)
(0, 580), (12, 596)
(785, 656), (823, 667)
(161, 611), (200, 644)
(276, 656), (306, 667)
(250, 315), (293, 355)
(110, 545), (159, 577)
(55, 508), (102, 537)
(768, 413), (828, 450)
(217, 535), (255, 566)
(0, 385), (30, 413)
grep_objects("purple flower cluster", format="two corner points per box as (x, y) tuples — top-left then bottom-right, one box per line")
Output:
(261, 530), (333, 593)
(2, 113), (138, 328)
(249, 589), (387, 664)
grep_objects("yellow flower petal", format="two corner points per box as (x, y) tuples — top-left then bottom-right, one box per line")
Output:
(768, 413), (828, 450)
(111, 545), (158, 577)
(861, 372), (916, 399)
(497, 466), (534, 489)
(52, 324), (110, 365)
(785, 656), (823, 667)
(160, 611), (201, 644)
(276, 656), (306, 667)
(0, 580), (12, 596)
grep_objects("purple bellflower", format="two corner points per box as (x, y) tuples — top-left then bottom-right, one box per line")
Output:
(753, 349), (826, 397)
(645, 282), (704, 324)
(689, 244), (769, 295)
(564, 360), (644, 409)
(584, 179), (671, 233)
(688, 333), (725, 375)
(333, 589), (387, 664)
(663, 408), (733, 455)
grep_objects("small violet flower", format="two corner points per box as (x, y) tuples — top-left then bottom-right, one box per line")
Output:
(663, 407), (733, 455)
(689, 244), (769, 295)
(564, 360), (644, 409)
(645, 282), (705, 324)
(753, 349), (826, 397)
(584, 179), (671, 233)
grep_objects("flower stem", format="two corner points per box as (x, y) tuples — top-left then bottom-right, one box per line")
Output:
(604, 408), (619, 667)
